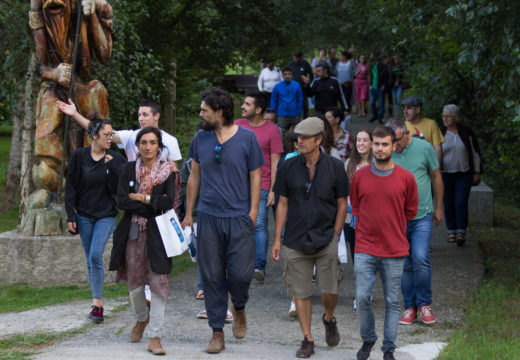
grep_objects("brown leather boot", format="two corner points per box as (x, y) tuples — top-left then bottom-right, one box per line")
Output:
(206, 332), (225, 354)
(147, 337), (166, 355)
(130, 315), (150, 343)
(232, 306), (247, 339)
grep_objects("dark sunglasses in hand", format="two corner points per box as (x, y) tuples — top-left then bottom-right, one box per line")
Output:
(304, 180), (312, 198)
(214, 144), (222, 163)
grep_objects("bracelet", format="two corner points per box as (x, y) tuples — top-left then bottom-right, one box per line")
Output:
(145, 195), (151, 205)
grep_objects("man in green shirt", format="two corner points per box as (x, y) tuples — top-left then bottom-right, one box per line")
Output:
(386, 118), (444, 326)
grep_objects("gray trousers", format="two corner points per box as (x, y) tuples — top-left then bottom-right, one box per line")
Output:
(129, 285), (166, 338)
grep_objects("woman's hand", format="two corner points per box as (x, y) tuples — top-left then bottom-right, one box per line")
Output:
(129, 193), (146, 203)
(105, 154), (113, 163)
(68, 222), (77, 233)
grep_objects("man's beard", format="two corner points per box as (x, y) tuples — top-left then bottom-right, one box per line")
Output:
(201, 121), (215, 131)
(374, 154), (392, 164)
(43, 0), (73, 63)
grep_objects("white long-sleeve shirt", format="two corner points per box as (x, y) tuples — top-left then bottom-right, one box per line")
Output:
(257, 67), (282, 93)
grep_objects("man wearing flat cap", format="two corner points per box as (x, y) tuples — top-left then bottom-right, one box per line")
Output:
(271, 117), (348, 358)
(401, 96), (444, 164)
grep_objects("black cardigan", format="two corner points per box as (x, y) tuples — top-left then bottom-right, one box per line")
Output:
(440, 122), (483, 175)
(109, 161), (177, 274)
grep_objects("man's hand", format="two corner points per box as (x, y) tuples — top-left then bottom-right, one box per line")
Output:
(56, 99), (78, 117)
(271, 239), (281, 264)
(181, 214), (193, 230)
(53, 63), (72, 87)
(82, 0), (96, 15)
(433, 207), (443, 226)
(301, 75), (310, 85)
(248, 210), (258, 229)
(267, 191), (275, 207)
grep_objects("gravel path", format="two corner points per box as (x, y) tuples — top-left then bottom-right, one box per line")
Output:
(0, 116), (484, 359)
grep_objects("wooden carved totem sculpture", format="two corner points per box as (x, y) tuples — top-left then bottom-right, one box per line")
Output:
(29, 0), (112, 192)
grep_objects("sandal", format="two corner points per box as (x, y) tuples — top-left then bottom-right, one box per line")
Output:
(197, 310), (208, 319)
(447, 234), (456, 243)
(197, 309), (233, 323)
(456, 233), (466, 247)
(195, 289), (204, 300)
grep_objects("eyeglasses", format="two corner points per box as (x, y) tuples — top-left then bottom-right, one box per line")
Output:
(101, 132), (115, 139)
(304, 180), (312, 199)
(394, 135), (404, 142)
(214, 145), (222, 163)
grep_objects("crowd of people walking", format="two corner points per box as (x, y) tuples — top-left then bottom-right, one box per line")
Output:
(57, 48), (482, 359)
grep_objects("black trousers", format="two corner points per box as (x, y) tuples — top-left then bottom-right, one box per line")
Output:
(342, 82), (353, 111)
(197, 212), (256, 329)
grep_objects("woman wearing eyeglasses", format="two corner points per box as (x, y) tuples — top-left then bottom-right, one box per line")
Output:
(110, 126), (177, 355)
(65, 117), (126, 323)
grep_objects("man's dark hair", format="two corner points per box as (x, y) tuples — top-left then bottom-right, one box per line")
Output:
(139, 99), (161, 115)
(316, 62), (330, 75)
(282, 66), (293, 73)
(201, 86), (235, 126)
(245, 90), (268, 115)
(135, 126), (164, 150)
(326, 106), (343, 120)
(372, 125), (396, 143)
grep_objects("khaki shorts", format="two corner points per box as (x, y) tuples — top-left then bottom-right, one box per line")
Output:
(282, 238), (343, 299)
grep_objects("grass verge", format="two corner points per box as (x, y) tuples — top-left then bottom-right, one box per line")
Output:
(437, 196), (520, 359)
(0, 328), (86, 360)
(0, 252), (194, 313)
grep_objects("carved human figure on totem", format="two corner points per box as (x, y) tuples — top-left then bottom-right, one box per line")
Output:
(29, 0), (112, 192)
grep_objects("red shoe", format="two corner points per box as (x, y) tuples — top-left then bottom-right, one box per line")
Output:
(399, 307), (417, 325)
(419, 305), (436, 324)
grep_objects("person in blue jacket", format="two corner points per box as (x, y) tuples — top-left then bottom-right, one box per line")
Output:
(270, 66), (303, 139)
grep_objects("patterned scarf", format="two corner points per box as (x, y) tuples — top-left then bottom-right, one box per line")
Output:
(131, 156), (175, 230)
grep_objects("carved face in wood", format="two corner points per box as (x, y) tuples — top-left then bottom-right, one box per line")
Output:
(42, 0), (72, 63)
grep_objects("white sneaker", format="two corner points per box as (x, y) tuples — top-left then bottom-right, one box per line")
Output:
(353, 299), (357, 310)
(289, 301), (297, 318)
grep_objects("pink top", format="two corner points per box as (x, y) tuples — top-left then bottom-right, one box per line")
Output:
(235, 118), (284, 190)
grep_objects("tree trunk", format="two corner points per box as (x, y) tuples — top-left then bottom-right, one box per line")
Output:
(163, 57), (177, 135)
(19, 53), (38, 220)
(4, 89), (24, 207)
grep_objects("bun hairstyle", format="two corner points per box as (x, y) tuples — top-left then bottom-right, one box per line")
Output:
(87, 118), (112, 138)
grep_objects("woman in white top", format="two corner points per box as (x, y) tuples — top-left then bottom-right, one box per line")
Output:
(440, 104), (482, 246)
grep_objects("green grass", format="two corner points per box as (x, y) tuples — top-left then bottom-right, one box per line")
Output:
(437, 196), (520, 360)
(0, 329), (86, 360)
(0, 252), (194, 313)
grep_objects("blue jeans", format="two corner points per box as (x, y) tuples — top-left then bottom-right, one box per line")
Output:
(401, 212), (433, 310)
(255, 189), (269, 271)
(392, 85), (403, 108)
(370, 88), (385, 121)
(76, 215), (116, 299)
(443, 171), (472, 234)
(355, 253), (404, 353)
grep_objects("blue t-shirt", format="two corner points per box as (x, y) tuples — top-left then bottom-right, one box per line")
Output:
(188, 126), (264, 217)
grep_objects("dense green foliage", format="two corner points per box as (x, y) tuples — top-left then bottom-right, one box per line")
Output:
(1, 0), (519, 195)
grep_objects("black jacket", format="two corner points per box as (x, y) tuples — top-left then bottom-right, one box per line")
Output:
(65, 147), (126, 222)
(109, 161), (177, 274)
(307, 76), (348, 113)
(369, 62), (388, 90)
(440, 122), (483, 175)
